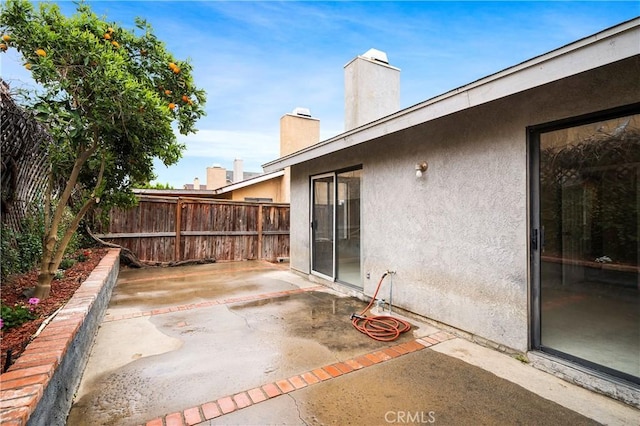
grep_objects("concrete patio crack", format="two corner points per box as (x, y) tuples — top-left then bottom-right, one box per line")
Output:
(225, 305), (254, 330)
(288, 394), (308, 426)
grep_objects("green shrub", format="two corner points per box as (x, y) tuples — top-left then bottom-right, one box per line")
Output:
(1, 206), (84, 279)
(0, 225), (20, 278)
(0, 298), (40, 330)
(1, 212), (43, 279)
(59, 257), (77, 270)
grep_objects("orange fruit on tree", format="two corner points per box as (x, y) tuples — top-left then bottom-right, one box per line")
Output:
(35, 48), (46, 57)
(24, 63), (31, 70)
(165, 89), (172, 95)
(103, 33), (111, 40)
(172, 66), (180, 74)
(107, 27), (115, 34)
(2, 35), (10, 42)
(0, 43), (7, 52)
(181, 95), (189, 103)
(111, 41), (119, 49)
(168, 62), (177, 70)
(168, 103), (176, 110)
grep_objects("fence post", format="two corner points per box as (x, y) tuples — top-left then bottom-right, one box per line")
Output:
(175, 198), (183, 262)
(257, 204), (263, 260)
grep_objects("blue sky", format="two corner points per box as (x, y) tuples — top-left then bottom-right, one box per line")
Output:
(2, 1), (638, 188)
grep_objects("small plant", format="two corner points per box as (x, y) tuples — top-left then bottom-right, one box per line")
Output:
(76, 249), (92, 262)
(0, 298), (40, 330)
(514, 353), (529, 364)
(54, 269), (65, 280)
(59, 257), (77, 270)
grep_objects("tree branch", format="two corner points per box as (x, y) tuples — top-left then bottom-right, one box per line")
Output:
(51, 152), (105, 268)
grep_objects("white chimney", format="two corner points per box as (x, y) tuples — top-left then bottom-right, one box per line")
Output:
(344, 48), (400, 131)
(233, 159), (243, 183)
(193, 177), (200, 189)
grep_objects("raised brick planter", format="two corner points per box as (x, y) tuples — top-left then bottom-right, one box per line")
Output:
(0, 249), (120, 426)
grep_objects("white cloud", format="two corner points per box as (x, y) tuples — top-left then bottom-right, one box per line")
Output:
(178, 128), (279, 167)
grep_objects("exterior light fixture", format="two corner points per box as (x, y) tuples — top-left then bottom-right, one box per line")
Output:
(415, 162), (428, 178)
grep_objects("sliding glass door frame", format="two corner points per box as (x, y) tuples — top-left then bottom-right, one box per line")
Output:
(529, 103), (640, 384)
(310, 166), (363, 287)
(310, 172), (336, 281)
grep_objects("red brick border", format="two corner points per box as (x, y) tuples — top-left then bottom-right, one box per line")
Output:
(143, 332), (456, 426)
(0, 249), (120, 426)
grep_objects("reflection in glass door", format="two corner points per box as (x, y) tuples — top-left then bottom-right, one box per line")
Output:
(533, 111), (639, 383)
(337, 170), (362, 286)
(311, 174), (335, 279)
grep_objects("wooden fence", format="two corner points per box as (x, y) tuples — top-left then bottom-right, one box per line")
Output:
(93, 195), (290, 263)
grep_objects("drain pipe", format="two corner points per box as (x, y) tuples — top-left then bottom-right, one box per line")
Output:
(387, 270), (395, 314)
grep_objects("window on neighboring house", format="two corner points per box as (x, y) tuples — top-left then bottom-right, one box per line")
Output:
(244, 197), (273, 203)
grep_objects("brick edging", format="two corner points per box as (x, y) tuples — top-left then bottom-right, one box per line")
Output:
(144, 331), (456, 426)
(0, 249), (121, 426)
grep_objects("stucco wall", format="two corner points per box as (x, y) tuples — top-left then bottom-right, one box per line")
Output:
(229, 176), (285, 203)
(289, 56), (639, 352)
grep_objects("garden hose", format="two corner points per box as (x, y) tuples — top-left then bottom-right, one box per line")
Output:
(350, 272), (411, 341)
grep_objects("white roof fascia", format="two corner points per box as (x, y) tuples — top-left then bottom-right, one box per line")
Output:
(214, 170), (285, 194)
(132, 188), (214, 196)
(264, 18), (639, 173)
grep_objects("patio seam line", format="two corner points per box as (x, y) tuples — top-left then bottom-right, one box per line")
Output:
(142, 332), (456, 426)
(103, 286), (325, 323)
(116, 262), (288, 285)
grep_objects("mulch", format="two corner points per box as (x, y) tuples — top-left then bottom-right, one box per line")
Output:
(0, 248), (108, 372)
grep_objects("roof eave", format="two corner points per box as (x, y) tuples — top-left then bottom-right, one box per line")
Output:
(214, 170), (285, 194)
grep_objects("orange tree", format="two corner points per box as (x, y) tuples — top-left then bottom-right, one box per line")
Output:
(1, 0), (206, 299)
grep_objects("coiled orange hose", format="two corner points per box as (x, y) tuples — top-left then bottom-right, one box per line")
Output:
(350, 272), (411, 341)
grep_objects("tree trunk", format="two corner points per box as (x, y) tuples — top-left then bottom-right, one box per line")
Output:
(34, 232), (57, 299)
(34, 270), (54, 299)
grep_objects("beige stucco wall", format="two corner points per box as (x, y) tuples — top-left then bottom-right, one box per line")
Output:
(289, 56), (640, 352)
(227, 176), (285, 203)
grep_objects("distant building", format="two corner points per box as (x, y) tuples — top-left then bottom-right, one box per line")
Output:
(183, 108), (320, 203)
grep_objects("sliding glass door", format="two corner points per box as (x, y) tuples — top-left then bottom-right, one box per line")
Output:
(311, 168), (362, 287)
(531, 108), (639, 383)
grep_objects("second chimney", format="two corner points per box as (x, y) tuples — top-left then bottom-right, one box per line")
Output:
(280, 107), (320, 157)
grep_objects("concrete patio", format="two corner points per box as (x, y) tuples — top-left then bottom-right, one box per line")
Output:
(66, 261), (638, 425)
